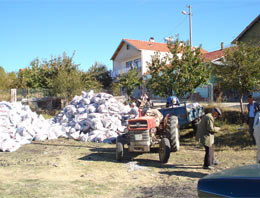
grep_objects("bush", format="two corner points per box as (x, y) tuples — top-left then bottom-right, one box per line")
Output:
(203, 106), (247, 124)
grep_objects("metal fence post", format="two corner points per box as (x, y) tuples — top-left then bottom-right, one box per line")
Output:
(11, 89), (17, 103)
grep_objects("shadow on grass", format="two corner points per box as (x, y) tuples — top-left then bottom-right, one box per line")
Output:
(128, 184), (197, 198)
(79, 146), (164, 163)
(135, 158), (203, 170)
(32, 142), (97, 149)
(180, 130), (196, 140)
(78, 147), (140, 163)
(215, 130), (255, 151)
(159, 170), (208, 178)
(79, 147), (204, 170)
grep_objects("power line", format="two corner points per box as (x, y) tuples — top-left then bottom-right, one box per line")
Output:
(163, 16), (188, 41)
(172, 17), (187, 31)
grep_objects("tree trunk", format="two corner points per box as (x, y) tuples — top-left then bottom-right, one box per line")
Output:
(239, 94), (245, 124)
(240, 94), (244, 113)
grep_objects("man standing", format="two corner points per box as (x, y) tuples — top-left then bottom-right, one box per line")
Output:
(196, 108), (221, 170)
(140, 93), (149, 108)
(247, 95), (260, 145)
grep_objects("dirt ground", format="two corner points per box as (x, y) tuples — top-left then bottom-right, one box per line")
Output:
(0, 124), (257, 198)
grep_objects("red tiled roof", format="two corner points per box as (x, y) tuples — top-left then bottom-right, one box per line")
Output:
(197, 47), (208, 54)
(111, 38), (208, 60)
(124, 39), (170, 52)
(202, 49), (224, 62)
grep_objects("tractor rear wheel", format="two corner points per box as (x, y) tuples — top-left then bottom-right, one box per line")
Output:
(116, 138), (124, 161)
(159, 138), (171, 163)
(166, 115), (180, 152)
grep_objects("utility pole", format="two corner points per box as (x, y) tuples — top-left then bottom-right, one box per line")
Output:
(182, 5), (192, 47)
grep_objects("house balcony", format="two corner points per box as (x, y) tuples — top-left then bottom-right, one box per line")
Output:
(112, 67), (131, 78)
(112, 67), (141, 78)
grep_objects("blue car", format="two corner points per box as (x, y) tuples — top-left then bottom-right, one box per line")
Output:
(198, 164), (260, 197)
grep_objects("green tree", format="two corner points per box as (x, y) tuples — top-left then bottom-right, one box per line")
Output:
(116, 67), (142, 100)
(81, 72), (103, 92)
(0, 67), (18, 89)
(39, 52), (80, 93)
(17, 58), (42, 89)
(214, 43), (260, 113)
(88, 62), (112, 90)
(146, 39), (211, 98)
(110, 81), (121, 96)
(16, 52), (86, 101)
(0, 66), (7, 89)
(6, 72), (17, 89)
(52, 69), (84, 101)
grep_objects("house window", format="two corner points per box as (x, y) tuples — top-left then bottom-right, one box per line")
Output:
(126, 44), (130, 50)
(133, 58), (141, 68)
(126, 59), (141, 70)
(126, 61), (133, 68)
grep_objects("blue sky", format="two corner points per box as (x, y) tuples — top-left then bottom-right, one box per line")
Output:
(0, 0), (259, 73)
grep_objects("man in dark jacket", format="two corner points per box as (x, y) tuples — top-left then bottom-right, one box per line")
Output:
(247, 95), (260, 145)
(166, 96), (180, 107)
(196, 107), (221, 170)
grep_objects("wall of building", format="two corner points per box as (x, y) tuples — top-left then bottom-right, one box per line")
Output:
(239, 20), (260, 44)
(113, 43), (141, 77)
(141, 50), (169, 74)
(112, 42), (211, 100)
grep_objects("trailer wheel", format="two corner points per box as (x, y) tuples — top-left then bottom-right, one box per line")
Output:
(116, 138), (124, 161)
(159, 138), (171, 163)
(166, 115), (180, 152)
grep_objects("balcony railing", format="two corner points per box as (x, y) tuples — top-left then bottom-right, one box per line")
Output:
(112, 67), (141, 78)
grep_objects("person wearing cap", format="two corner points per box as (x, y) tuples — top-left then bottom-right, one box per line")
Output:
(196, 107), (221, 170)
(247, 95), (260, 145)
(166, 96), (180, 107)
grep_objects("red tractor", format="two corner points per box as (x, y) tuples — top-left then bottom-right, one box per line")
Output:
(116, 104), (203, 163)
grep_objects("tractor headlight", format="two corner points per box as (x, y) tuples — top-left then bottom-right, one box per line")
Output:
(150, 128), (157, 133)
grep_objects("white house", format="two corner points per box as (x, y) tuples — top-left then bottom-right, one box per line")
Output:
(111, 37), (170, 77)
(111, 37), (211, 99)
(111, 37), (208, 78)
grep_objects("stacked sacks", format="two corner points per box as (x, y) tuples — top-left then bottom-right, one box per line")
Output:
(0, 90), (130, 152)
(0, 102), (59, 152)
(52, 90), (130, 143)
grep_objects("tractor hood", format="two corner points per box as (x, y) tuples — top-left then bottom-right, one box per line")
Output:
(128, 116), (157, 130)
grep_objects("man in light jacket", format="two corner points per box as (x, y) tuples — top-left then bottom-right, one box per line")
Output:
(196, 107), (221, 170)
(128, 102), (139, 119)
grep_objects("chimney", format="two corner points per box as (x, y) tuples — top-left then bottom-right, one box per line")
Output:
(149, 37), (155, 42)
(221, 42), (224, 50)
(164, 36), (173, 43)
(179, 41), (184, 46)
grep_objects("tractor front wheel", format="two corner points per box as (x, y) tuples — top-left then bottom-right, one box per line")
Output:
(116, 138), (124, 161)
(166, 115), (180, 152)
(159, 138), (171, 163)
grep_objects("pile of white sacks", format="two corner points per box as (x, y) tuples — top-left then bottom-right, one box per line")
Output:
(52, 91), (130, 143)
(0, 90), (131, 152)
